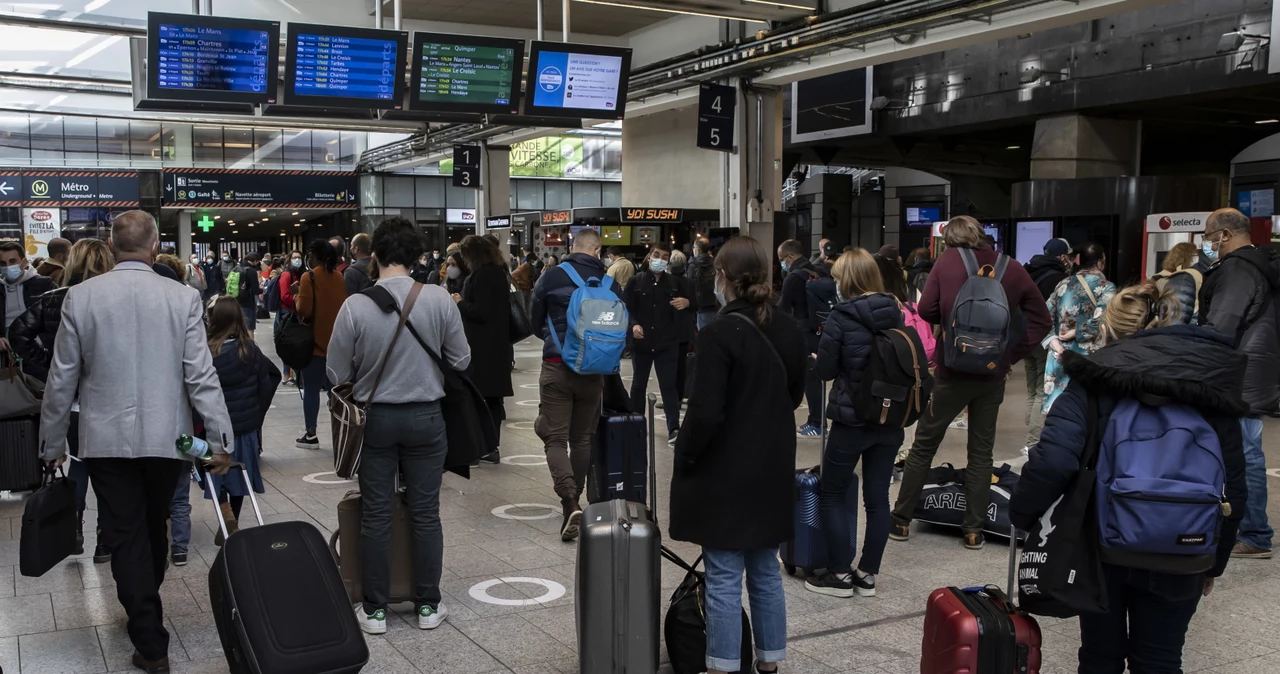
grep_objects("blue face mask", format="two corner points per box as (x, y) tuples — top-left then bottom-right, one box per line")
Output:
(780, 259), (791, 273)
(2, 265), (21, 283)
(649, 258), (668, 274)
(1201, 239), (1219, 262)
(291, 258), (302, 269)
(713, 277), (726, 307)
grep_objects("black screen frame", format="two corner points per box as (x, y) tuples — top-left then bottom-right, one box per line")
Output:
(522, 40), (632, 120)
(409, 32), (526, 115)
(284, 22), (408, 110)
(147, 11), (281, 105)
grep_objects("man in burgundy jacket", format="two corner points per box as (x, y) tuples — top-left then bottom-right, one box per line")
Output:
(890, 216), (1052, 550)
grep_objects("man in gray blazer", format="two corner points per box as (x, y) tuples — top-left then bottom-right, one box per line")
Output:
(40, 210), (234, 674)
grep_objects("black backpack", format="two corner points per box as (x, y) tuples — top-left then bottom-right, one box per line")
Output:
(851, 327), (934, 427)
(803, 270), (838, 334)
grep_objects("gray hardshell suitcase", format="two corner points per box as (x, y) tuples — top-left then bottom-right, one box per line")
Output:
(575, 394), (662, 674)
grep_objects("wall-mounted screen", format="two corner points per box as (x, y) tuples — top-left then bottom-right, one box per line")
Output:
(1015, 220), (1055, 264)
(410, 32), (524, 114)
(285, 23), (407, 109)
(147, 12), (280, 104)
(791, 66), (873, 143)
(524, 41), (631, 120)
(906, 206), (941, 227)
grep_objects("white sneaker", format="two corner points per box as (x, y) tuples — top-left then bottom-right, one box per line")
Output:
(1021, 445), (1030, 457)
(355, 605), (387, 635)
(418, 603), (448, 630)
(949, 418), (968, 431)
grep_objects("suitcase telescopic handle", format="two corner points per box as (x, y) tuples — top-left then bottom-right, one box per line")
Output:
(1008, 525), (1020, 607)
(647, 392), (658, 519)
(200, 461), (266, 539)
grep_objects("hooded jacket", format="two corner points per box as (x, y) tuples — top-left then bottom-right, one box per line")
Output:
(776, 257), (822, 323)
(1198, 245), (1280, 414)
(1010, 325), (1249, 578)
(813, 293), (904, 426)
(1023, 254), (1068, 299)
(1, 268), (55, 333)
(530, 252), (621, 361)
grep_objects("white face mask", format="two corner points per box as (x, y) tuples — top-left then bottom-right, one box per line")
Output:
(649, 258), (668, 274)
(447, 266), (461, 280)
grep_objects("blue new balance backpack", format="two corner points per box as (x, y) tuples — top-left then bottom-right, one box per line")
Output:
(1096, 398), (1228, 573)
(548, 263), (628, 375)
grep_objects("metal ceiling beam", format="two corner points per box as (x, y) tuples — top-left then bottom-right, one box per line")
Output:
(0, 14), (144, 37)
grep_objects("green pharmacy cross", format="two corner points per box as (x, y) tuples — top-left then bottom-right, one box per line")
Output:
(198, 216), (215, 233)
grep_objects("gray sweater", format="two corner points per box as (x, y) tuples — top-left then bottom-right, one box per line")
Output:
(326, 275), (471, 404)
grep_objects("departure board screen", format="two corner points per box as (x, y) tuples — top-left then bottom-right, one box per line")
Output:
(285, 23), (407, 109)
(410, 33), (524, 114)
(523, 41), (631, 120)
(147, 13), (280, 104)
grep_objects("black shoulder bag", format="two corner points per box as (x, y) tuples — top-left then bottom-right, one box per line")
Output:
(274, 270), (317, 371)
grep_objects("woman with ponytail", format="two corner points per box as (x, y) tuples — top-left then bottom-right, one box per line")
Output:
(669, 235), (809, 674)
(1011, 282), (1249, 673)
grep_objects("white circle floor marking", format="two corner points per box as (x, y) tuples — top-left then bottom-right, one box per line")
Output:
(505, 421), (536, 431)
(520, 383), (540, 390)
(501, 454), (547, 466)
(469, 577), (566, 606)
(302, 471), (355, 485)
(491, 503), (561, 520)
(516, 399), (540, 407)
(1268, 468), (1280, 479)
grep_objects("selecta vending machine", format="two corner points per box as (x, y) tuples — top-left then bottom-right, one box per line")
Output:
(1141, 212), (1211, 280)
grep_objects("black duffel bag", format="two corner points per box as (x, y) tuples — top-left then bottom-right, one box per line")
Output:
(274, 272), (316, 372)
(663, 548), (753, 674)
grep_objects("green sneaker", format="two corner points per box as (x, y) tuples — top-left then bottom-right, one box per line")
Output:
(355, 606), (387, 635)
(417, 603), (448, 630)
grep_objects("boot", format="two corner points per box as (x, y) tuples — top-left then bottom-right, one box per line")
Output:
(74, 516), (84, 556)
(214, 502), (239, 547)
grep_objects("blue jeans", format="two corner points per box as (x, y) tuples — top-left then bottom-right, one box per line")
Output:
(240, 304), (257, 331)
(702, 546), (787, 672)
(1239, 416), (1272, 550)
(301, 354), (329, 432)
(696, 308), (718, 331)
(821, 422), (902, 575)
(170, 469), (191, 555)
(1078, 564), (1202, 673)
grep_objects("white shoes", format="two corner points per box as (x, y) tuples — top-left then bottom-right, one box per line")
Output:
(418, 603), (448, 630)
(355, 605), (387, 635)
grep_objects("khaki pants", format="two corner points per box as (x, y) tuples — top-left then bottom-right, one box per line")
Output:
(1023, 345), (1049, 448)
(534, 360), (604, 502)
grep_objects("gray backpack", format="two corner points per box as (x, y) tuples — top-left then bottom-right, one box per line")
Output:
(944, 248), (1011, 373)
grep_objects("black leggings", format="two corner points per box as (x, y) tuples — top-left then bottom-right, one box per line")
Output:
(218, 492), (244, 520)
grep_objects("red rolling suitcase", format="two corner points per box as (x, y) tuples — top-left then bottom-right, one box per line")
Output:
(921, 527), (1042, 674)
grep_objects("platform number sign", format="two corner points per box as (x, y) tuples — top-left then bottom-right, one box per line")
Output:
(697, 82), (735, 152)
(453, 144), (482, 189)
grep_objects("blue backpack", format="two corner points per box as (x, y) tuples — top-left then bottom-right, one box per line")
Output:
(548, 263), (628, 375)
(263, 276), (281, 313)
(1095, 398), (1227, 573)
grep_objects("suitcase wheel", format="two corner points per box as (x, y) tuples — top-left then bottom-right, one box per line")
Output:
(784, 564), (796, 576)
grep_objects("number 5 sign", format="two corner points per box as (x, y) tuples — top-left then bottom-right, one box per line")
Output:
(697, 82), (735, 152)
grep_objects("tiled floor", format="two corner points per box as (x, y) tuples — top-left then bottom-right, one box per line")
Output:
(2, 326), (1279, 673)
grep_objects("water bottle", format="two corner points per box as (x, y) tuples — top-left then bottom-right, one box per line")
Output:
(176, 434), (212, 462)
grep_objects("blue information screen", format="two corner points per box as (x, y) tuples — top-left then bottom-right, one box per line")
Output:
(155, 22), (271, 94)
(530, 49), (624, 112)
(293, 32), (398, 101)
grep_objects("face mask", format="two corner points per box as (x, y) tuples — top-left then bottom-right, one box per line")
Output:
(206, 258), (214, 264)
(222, 256), (229, 262)
(713, 277), (726, 307)
(603, 256), (613, 266)
(447, 266), (461, 280)
(649, 258), (668, 274)
(2, 265), (21, 282)
(1201, 240), (1219, 261)
(780, 259), (791, 273)
(290, 258), (302, 269)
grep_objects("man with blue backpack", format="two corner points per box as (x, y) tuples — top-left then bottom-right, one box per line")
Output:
(530, 228), (628, 542)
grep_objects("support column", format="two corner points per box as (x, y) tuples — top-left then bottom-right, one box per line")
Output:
(723, 82), (783, 244)
(1030, 114), (1140, 179)
(477, 141), (510, 234)
(178, 210), (193, 260)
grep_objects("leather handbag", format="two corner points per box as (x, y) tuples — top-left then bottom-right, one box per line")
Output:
(19, 466), (77, 577)
(329, 284), (421, 480)
(273, 271), (316, 372)
(0, 352), (42, 420)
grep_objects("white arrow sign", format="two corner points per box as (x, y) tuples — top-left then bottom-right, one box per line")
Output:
(0, 182), (12, 196)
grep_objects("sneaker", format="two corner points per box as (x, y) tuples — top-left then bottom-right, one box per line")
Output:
(963, 533), (985, 550)
(355, 605), (387, 635)
(172, 552), (187, 567)
(1232, 541), (1274, 559)
(561, 501), (583, 542)
(417, 603), (448, 630)
(892, 461), (905, 483)
(889, 523), (910, 542)
(949, 417), (968, 430)
(479, 450), (501, 465)
(754, 663), (779, 674)
(667, 429), (679, 447)
(655, 400), (664, 409)
(93, 543), (111, 564)
(804, 572), (854, 598)
(295, 433), (319, 450)
(797, 423), (822, 437)
(853, 571), (876, 597)
(1021, 445), (1031, 457)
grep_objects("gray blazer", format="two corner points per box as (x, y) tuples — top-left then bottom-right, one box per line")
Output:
(40, 260), (235, 461)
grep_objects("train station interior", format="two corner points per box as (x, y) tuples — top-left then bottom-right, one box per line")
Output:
(0, 0), (1278, 672)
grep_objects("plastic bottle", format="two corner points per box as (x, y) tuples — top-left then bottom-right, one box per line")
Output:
(176, 434), (212, 461)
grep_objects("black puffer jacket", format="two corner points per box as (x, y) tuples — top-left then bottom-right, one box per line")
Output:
(212, 339), (279, 434)
(1023, 254), (1068, 299)
(1152, 268), (1202, 323)
(813, 293), (904, 426)
(7, 286), (66, 381)
(1198, 245), (1280, 414)
(1010, 325), (1248, 578)
(908, 258), (934, 300)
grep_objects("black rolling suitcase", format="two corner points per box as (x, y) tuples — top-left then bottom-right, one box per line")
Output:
(576, 393), (661, 674)
(204, 464), (368, 674)
(0, 415), (43, 492)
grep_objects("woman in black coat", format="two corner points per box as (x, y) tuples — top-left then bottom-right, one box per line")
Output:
(455, 235), (513, 463)
(670, 236), (808, 674)
(806, 249), (905, 599)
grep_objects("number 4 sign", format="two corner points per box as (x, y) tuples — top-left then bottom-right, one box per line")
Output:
(697, 82), (735, 152)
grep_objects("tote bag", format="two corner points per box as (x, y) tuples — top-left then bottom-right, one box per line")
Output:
(274, 271), (316, 372)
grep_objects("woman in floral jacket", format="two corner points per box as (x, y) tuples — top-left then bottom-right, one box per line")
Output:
(1042, 242), (1116, 413)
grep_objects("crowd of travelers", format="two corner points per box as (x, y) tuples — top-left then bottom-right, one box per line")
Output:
(0, 205), (1273, 674)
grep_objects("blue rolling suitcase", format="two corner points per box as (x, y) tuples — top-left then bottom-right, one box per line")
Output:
(587, 413), (648, 504)
(779, 466), (859, 578)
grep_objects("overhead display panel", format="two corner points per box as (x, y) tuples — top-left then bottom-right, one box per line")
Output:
(410, 32), (525, 114)
(147, 12), (280, 105)
(285, 23), (408, 109)
(162, 169), (358, 209)
(524, 41), (631, 120)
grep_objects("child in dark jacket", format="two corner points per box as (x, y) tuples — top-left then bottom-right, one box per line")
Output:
(807, 249), (906, 599)
(203, 296), (281, 544)
(1010, 283), (1248, 674)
